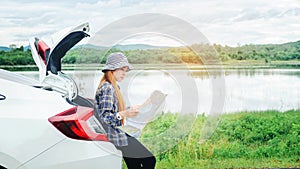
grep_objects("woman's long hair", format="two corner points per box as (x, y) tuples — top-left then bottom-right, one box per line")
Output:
(98, 70), (125, 112)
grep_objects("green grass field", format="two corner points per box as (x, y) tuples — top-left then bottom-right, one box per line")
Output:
(136, 110), (300, 169)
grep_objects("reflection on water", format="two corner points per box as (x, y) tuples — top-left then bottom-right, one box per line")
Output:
(190, 68), (300, 79)
(18, 68), (300, 114)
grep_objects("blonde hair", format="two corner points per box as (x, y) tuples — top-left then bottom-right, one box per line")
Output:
(98, 71), (125, 112)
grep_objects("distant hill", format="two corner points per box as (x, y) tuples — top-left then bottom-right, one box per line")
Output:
(76, 44), (106, 50)
(0, 45), (30, 51)
(77, 43), (170, 50)
(112, 44), (169, 50)
(0, 46), (10, 52)
(24, 45), (30, 51)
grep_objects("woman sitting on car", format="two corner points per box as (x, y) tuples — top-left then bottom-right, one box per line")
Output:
(94, 52), (156, 169)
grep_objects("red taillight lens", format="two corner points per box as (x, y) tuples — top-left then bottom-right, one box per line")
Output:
(48, 106), (109, 141)
(37, 40), (50, 65)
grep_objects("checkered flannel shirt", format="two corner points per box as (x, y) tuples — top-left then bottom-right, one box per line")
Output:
(95, 81), (128, 147)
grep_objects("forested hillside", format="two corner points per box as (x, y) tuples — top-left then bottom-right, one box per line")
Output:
(0, 40), (299, 66)
(0, 46), (33, 65)
(214, 41), (300, 62)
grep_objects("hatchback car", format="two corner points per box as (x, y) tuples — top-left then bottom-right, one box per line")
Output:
(0, 23), (122, 169)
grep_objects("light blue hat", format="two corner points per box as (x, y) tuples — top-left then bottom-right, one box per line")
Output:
(102, 52), (133, 72)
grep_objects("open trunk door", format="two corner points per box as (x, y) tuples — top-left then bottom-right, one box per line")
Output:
(29, 23), (90, 101)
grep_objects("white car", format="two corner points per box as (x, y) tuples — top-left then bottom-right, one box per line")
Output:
(0, 23), (122, 169)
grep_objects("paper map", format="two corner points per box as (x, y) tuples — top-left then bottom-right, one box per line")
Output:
(119, 90), (167, 138)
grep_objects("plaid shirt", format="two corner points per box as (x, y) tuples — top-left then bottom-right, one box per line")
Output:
(95, 81), (128, 146)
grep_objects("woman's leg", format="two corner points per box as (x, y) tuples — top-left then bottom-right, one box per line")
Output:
(116, 134), (156, 169)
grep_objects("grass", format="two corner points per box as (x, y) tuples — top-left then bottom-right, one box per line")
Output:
(156, 157), (299, 169)
(132, 110), (300, 169)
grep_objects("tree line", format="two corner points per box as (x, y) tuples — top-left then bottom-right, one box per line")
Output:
(0, 46), (34, 65)
(214, 41), (300, 62)
(1, 40), (299, 66)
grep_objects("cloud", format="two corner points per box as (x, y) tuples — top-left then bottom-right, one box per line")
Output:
(88, 13), (210, 48)
(0, 0), (299, 47)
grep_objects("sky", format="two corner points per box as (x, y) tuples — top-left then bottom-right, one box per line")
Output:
(0, 0), (299, 47)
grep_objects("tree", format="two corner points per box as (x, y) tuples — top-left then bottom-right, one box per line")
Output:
(9, 44), (17, 49)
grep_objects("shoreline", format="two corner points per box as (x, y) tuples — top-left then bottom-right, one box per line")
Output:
(1, 60), (299, 71)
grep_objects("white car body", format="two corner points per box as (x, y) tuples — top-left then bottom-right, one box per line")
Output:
(0, 23), (122, 169)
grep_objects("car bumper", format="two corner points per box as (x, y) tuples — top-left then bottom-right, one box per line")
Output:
(19, 138), (122, 169)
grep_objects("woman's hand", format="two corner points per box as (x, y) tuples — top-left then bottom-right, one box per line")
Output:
(119, 105), (141, 117)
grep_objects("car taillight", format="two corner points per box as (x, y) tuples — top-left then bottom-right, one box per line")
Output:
(48, 106), (109, 141)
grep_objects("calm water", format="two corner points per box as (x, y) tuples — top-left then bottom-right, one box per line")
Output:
(18, 68), (300, 114)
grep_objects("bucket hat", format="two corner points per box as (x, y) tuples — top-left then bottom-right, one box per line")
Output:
(102, 52), (133, 72)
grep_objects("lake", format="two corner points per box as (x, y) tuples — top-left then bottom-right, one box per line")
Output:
(17, 68), (300, 115)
